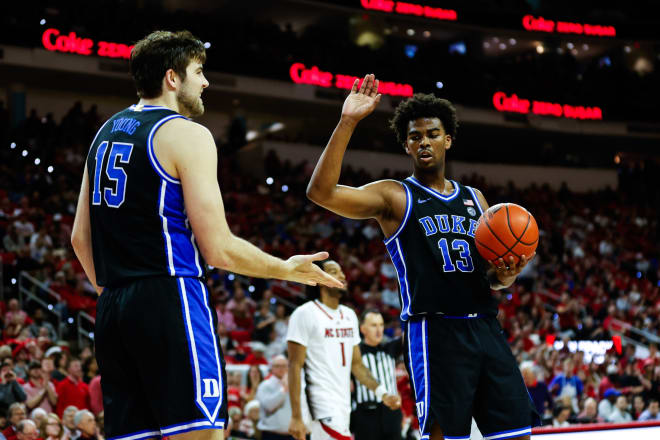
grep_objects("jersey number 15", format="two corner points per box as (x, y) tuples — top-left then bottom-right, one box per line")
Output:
(92, 141), (134, 208)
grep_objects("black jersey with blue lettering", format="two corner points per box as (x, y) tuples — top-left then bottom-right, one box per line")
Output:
(384, 177), (497, 320)
(87, 104), (205, 288)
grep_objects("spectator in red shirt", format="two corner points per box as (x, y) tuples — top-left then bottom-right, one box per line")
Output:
(22, 362), (58, 413)
(2, 402), (27, 440)
(55, 358), (89, 417)
(244, 343), (269, 366)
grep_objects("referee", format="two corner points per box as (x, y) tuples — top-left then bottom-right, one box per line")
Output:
(351, 309), (403, 440)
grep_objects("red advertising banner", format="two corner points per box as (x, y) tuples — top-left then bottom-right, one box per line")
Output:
(522, 15), (616, 37)
(493, 92), (603, 120)
(289, 63), (414, 97)
(361, 0), (457, 21)
(42, 28), (134, 59)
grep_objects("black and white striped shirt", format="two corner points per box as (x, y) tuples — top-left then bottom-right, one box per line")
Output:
(352, 338), (402, 408)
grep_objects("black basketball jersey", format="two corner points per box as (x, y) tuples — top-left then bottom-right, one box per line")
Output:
(87, 104), (205, 288)
(384, 176), (497, 321)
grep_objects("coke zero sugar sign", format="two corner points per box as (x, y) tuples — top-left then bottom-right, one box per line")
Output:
(289, 63), (413, 97)
(42, 28), (134, 59)
(493, 92), (603, 120)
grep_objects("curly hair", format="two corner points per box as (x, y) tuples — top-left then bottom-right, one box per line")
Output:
(389, 93), (459, 145)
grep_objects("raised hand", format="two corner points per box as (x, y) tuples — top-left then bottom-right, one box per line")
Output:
(341, 73), (382, 124)
(283, 251), (345, 288)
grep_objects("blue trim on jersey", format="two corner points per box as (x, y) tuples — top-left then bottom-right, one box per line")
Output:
(466, 186), (484, 215)
(406, 176), (460, 202)
(176, 278), (224, 424)
(383, 183), (412, 245)
(162, 182), (203, 277)
(129, 104), (172, 111)
(107, 428), (160, 440)
(407, 318), (431, 437)
(160, 418), (226, 436)
(386, 238), (412, 321)
(147, 114), (186, 184)
(483, 426), (531, 440)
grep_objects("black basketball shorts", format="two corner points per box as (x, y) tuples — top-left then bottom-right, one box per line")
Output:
(403, 314), (538, 440)
(96, 276), (227, 439)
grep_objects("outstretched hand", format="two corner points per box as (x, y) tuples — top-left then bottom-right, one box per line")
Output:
(341, 73), (382, 124)
(284, 251), (345, 288)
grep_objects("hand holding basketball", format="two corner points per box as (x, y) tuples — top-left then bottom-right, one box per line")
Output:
(474, 203), (539, 265)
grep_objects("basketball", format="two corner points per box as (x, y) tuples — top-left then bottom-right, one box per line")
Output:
(474, 203), (538, 265)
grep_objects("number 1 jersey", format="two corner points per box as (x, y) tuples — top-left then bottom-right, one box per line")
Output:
(87, 105), (205, 288)
(286, 300), (360, 421)
(384, 177), (497, 321)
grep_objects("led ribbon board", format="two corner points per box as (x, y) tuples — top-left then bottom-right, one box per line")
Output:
(289, 62), (414, 97)
(493, 92), (603, 120)
(42, 28), (134, 59)
(361, 0), (457, 21)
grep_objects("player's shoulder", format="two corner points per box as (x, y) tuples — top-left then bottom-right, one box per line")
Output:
(291, 301), (317, 317)
(361, 179), (406, 195)
(157, 117), (213, 142)
(155, 118), (215, 159)
(339, 304), (359, 321)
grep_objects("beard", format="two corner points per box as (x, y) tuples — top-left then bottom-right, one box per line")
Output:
(327, 286), (347, 298)
(177, 86), (204, 118)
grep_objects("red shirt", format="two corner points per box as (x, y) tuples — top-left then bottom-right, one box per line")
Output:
(1, 426), (17, 440)
(55, 376), (90, 416)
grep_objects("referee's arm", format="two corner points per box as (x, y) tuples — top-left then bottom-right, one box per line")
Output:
(350, 345), (401, 410)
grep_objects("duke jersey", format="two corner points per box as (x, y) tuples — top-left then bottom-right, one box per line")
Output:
(384, 176), (497, 321)
(87, 104), (205, 288)
(286, 300), (361, 424)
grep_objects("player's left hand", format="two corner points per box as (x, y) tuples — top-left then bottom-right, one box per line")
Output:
(488, 253), (536, 282)
(283, 252), (345, 288)
(382, 393), (401, 410)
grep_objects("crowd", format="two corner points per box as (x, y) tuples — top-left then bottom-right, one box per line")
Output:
(2, 1), (659, 123)
(0, 100), (659, 438)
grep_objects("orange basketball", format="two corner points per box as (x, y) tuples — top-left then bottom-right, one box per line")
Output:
(474, 203), (538, 265)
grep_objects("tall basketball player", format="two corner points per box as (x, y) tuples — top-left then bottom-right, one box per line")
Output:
(70, 31), (342, 440)
(306, 74), (538, 440)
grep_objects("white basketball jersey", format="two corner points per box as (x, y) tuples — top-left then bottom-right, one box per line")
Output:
(287, 300), (361, 422)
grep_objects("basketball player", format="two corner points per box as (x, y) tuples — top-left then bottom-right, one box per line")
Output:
(287, 260), (401, 440)
(306, 74), (537, 440)
(70, 31), (342, 440)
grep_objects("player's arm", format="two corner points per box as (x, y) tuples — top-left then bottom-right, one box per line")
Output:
(71, 165), (103, 294)
(473, 188), (534, 290)
(306, 74), (392, 220)
(166, 120), (342, 288)
(287, 341), (307, 440)
(350, 345), (401, 410)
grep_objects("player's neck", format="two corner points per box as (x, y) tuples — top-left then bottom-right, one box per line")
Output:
(319, 292), (340, 310)
(138, 95), (182, 115)
(413, 168), (450, 193)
